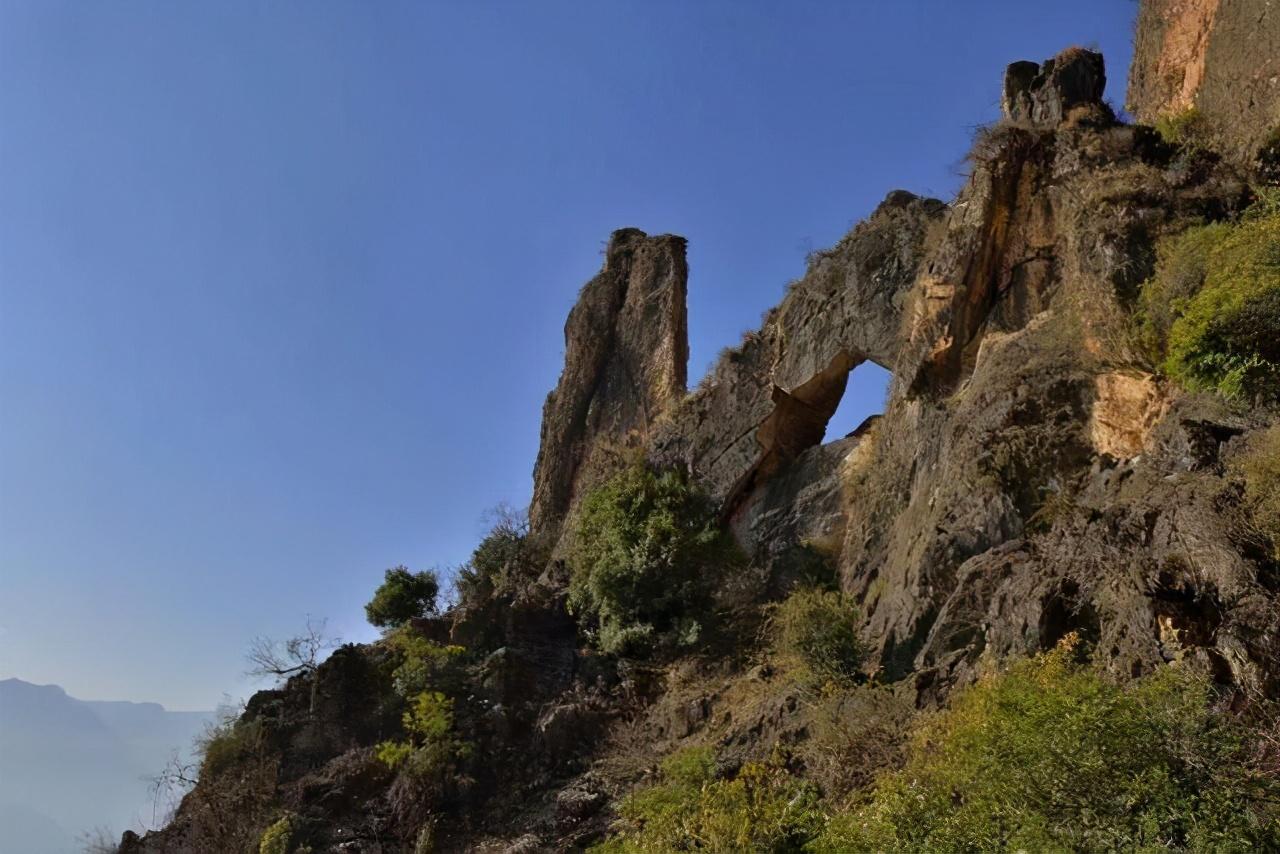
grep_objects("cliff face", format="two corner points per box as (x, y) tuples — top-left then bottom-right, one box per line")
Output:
(124, 7), (1280, 853)
(1129, 0), (1280, 164)
(528, 229), (688, 545)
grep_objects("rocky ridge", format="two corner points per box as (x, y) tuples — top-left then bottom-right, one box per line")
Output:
(121, 5), (1280, 852)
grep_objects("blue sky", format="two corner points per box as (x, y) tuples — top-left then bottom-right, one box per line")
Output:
(0, 1), (1136, 710)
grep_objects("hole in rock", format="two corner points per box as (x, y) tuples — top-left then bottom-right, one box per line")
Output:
(822, 362), (891, 443)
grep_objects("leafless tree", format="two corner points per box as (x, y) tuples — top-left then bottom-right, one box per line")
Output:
(245, 616), (339, 715)
(78, 827), (119, 854)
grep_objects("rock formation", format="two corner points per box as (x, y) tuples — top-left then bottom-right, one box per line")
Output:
(528, 228), (688, 544)
(121, 3), (1280, 851)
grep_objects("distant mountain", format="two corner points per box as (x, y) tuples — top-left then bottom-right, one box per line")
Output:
(0, 678), (211, 853)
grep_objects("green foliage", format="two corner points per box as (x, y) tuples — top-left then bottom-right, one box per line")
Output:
(198, 714), (266, 779)
(384, 625), (466, 699)
(1154, 107), (1206, 149)
(1139, 202), (1280, 401)
(453, 505), (535, 605)
(1137, 221), (1232, 357)
(365, 566), (440, 629)
(1236, 425), (1280, 560)
(568, 460), (737, 656)
(772, 587), (864, 686)
(594, 748), (825, 853)
(375, 690), (471, 780)
(258, 812), (296, 854)
(810, 638), (1280, 853)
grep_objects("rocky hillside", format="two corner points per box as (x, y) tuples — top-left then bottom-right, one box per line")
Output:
(119, 3), (1280, 852)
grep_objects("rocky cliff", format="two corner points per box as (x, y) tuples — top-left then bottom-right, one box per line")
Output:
(121, 4), (1280, 851)
(1129, 0), (1280, 165)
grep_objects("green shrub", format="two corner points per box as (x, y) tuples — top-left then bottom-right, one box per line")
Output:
(594, 747), (825, 852)
(1236, 425), (1280, 560)
(454, 505), (538, 606)
(375, 690), (471, 780)
(811, 638), (1280, 853)
(1137, 221), (1232, 357)
(258, 812), (296, 854)
(198, 714), (266, 779)
(1140, 203), (1280, 401)
(772, 587), (864, 686)
(1165, 207), (1280, 399)
(1154, 106), (1206, 149)
(568, 460), (736, 655)
(365, 566), (440, 629)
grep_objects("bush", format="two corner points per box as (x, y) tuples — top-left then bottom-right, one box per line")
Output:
(1154, 106), (1206, 149)
(453, 506), (535, 606)
(384, 626), (466, 699)
(1236, 425), (1280, 560)
(811, 637), (1280, 853)
(197, 712), (266, 779)
(365, 566), (440, 629)
(1137, 221), (1232, 357)
(594, 747), (825, 853)
(568, 460), (737, 655)
(258, 812), (296, 854)
(375, 690), (471, 780)
(1139, 202), (1280, 401)
(772, 587), (864, 686)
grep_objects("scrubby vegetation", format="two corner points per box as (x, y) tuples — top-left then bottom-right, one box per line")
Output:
(594, 747), (824, 853)
(258, 812), (298, 854)
(375, 626), (470, 780)
(771, 587), (864, 686)
(366, 566), (441, 629)
(592, 638), (1279, 853)
(1139, 195), (1280, 401)
(453, 504), (540, 606)
(1154, 107), (1207, 149)
(1236, 424), (1280, 560)
(812, 637), (1280, 853)
(568, 459), (738, 655)
(375, 689), (471, 779)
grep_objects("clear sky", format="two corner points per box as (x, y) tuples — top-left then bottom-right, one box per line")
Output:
(0, 1), (1136, 711)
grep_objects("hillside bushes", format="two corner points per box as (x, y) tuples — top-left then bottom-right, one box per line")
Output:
(1141, 198), (1280, 401)
(811, 637), (1280, 853)
(568, 460), (737, 655)
(772, 587), (864, 686)
(593, 747), (824, 853)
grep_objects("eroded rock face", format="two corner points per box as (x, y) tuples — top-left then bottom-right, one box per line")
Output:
(1002, 48), (1108, 127)
(528, 228), (689, 543)
(648, 190), (947, 530)
(1129, 0), (1280, 164)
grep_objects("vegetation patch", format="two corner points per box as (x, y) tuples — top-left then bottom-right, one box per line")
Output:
(771, 587), (864, 687)
(375, 689), (471, 780)
(1139, 197), (1280, 401)
(365, 566), (441, 630)
(594, 747), (824, 852)
(568, 459), (738, 656)
(811, 637), (1280, 853)
(258, 812), (297, 854)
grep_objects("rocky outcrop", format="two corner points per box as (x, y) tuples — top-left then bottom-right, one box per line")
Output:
(648, 191), (946, 536)
(528, 229), (689, 543)
(1002, 48), (1109, 127)
(1129, 0), (1280, 164)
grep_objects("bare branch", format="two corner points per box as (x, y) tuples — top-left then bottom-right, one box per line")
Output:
(245, 616), (339, 682)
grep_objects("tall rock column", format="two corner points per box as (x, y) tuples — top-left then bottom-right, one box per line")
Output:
(529, 228), (689, 544)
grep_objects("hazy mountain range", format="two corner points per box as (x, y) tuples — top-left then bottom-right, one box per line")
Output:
(0, 678), (211, 853)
